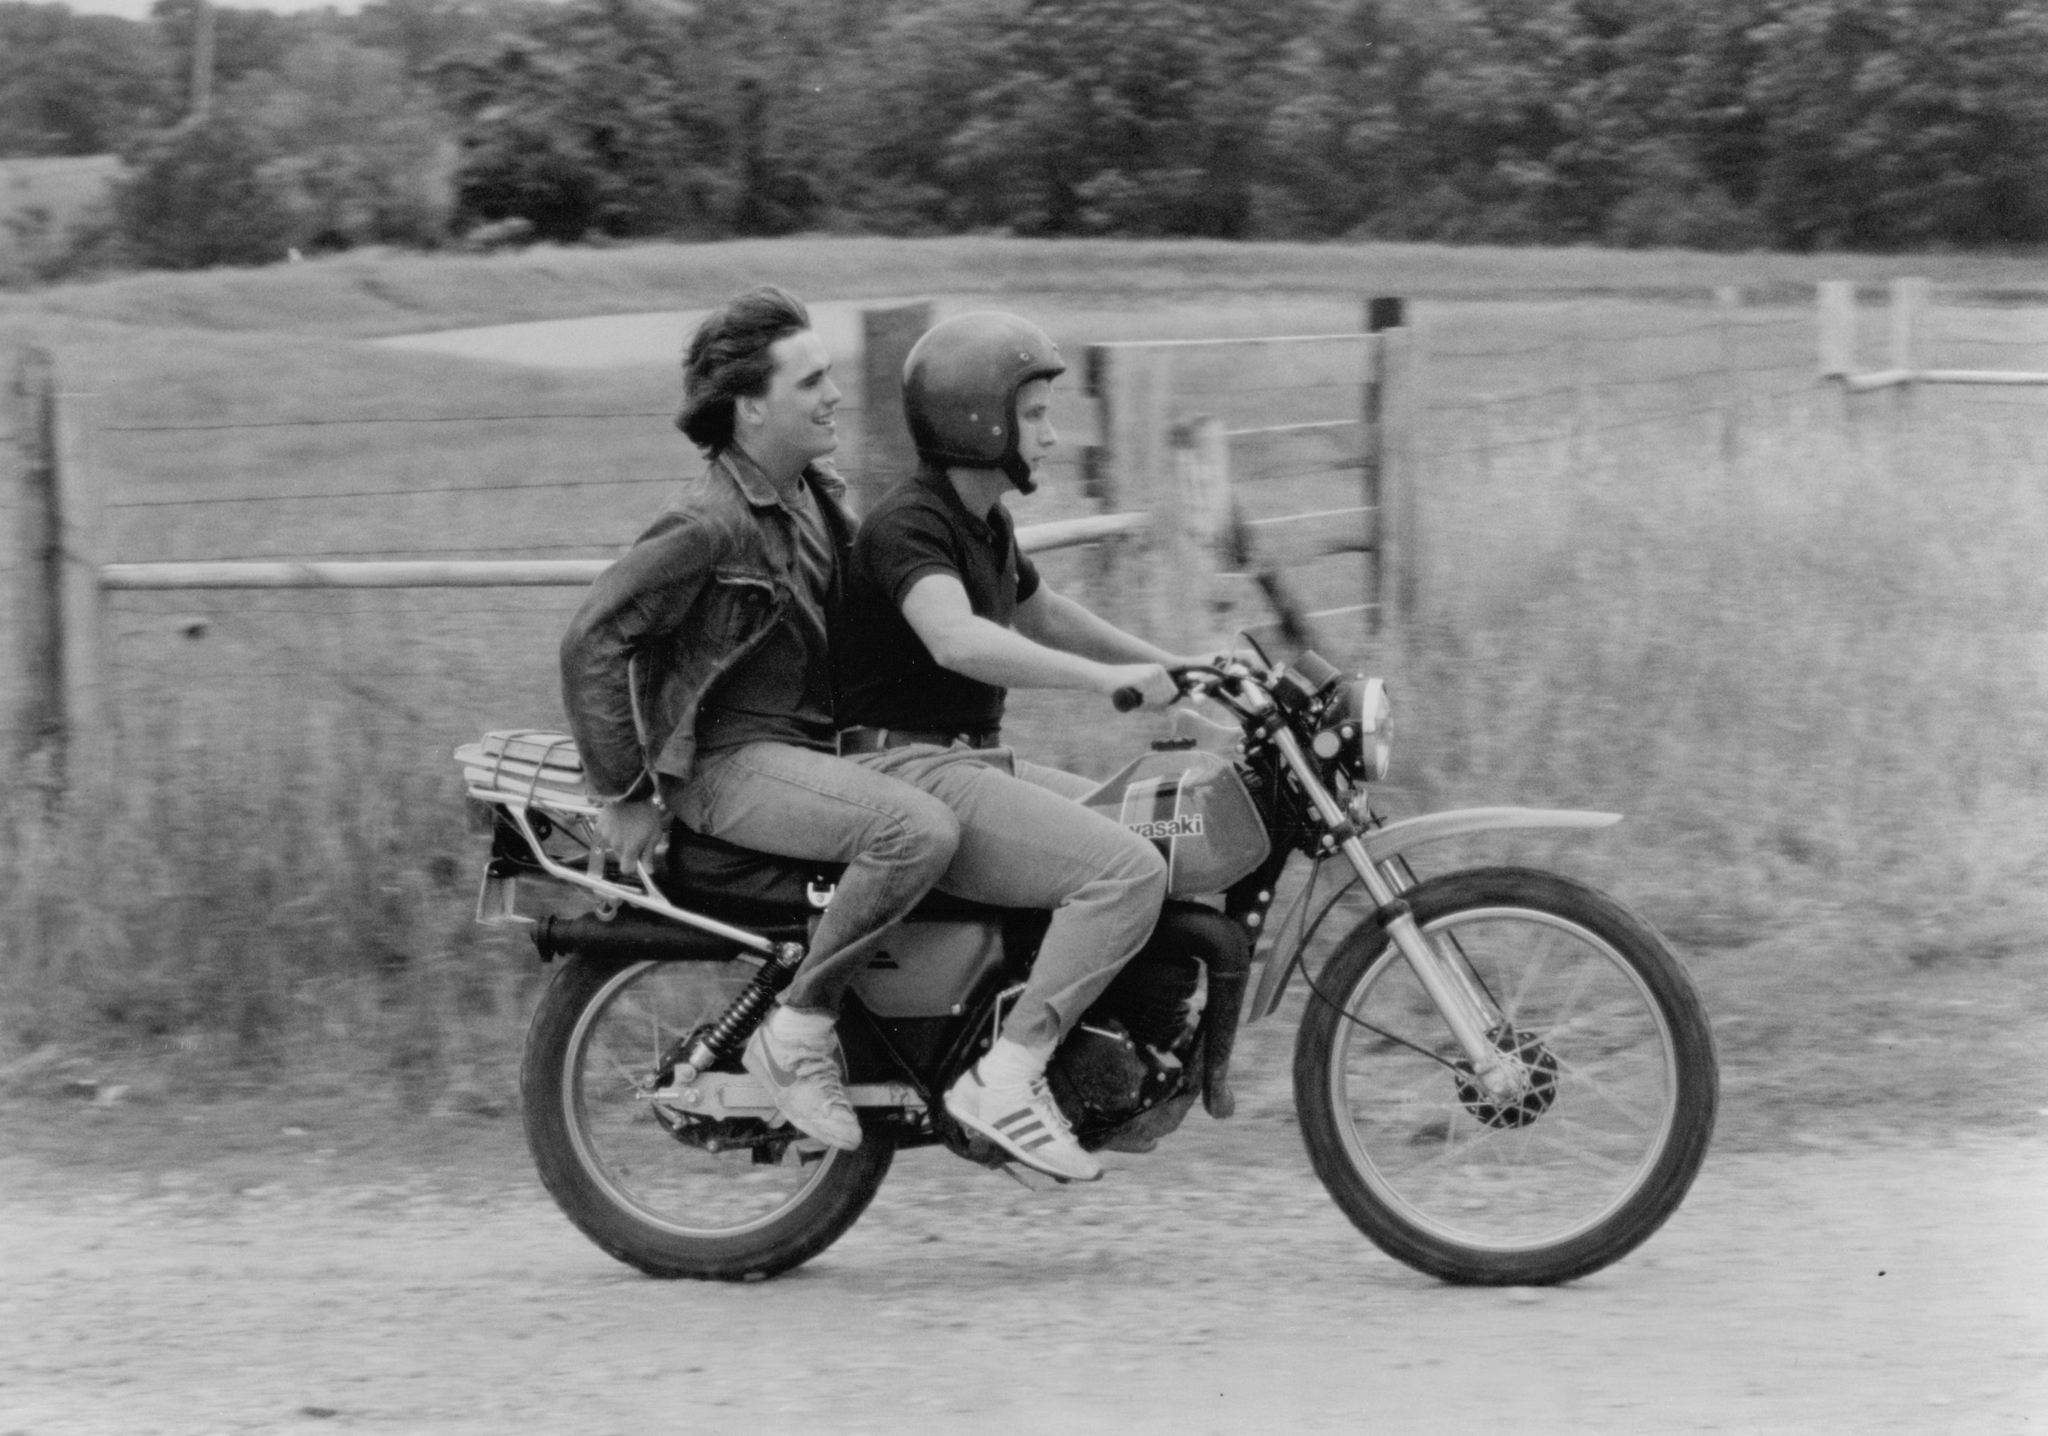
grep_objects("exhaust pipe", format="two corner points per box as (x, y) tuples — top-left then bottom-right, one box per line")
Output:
(532, 909), (760, 963)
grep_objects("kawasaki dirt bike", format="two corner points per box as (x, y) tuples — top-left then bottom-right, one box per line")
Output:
(457, 651), (1717, 1286)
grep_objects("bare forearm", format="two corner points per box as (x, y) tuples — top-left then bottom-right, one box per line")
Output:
(929, 613), (1123, 693)
(1028, 590), (1182, 666)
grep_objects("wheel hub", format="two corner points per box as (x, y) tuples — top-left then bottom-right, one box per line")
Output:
(641, 1028), (789, 1154)
(1452, 1026), (1559, 1128)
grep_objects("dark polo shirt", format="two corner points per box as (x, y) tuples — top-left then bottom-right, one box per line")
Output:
(838, 463), (1040, 733)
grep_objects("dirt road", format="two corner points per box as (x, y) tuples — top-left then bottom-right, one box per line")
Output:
(2, 1094), (2041, 1436)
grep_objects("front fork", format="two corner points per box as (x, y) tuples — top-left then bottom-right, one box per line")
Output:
(1271, 729), (1525, 1099)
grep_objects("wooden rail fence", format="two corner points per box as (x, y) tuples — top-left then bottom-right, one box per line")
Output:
(7, 301), (1411, 788)
(1820, 276), (2048, 394)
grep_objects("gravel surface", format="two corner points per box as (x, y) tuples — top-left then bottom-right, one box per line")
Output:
(2, 1095), (2041, 1436)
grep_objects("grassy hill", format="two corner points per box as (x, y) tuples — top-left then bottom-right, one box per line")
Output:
(10, 232), (2048, 339)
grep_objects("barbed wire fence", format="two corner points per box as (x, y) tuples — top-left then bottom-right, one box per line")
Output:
(3, 281), (1986, 1068)
(1407, 290), (1829, 634)
(4, 317), (1155, 804)
(6, 288), (1881, 801)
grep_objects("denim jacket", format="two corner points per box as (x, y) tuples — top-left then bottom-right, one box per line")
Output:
(559, 449), (856, 802)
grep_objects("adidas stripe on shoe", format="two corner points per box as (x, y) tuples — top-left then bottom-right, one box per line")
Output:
(944, 1067), (1102, 1183)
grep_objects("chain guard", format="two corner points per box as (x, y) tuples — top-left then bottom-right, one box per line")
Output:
(646, 1103), (820, 1164)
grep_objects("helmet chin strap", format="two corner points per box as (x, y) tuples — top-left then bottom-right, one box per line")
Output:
(1000, 451), (1037, 494)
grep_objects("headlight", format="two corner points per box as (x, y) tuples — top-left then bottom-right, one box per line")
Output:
(1310, 677), (1393, 781)
(1354, 677), (1392, 780)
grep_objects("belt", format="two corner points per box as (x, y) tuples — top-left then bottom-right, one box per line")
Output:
(837, 726), (1000, 755)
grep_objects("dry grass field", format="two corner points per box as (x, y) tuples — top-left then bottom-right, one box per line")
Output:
(1, 236), (2045, 1152)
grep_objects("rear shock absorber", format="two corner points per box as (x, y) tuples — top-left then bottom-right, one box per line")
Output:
(669, 940), (808, 1083)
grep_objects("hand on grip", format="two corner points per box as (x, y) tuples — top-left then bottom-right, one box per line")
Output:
(1103, 662), (1180, 712)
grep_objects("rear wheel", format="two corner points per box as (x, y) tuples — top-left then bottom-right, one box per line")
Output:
(1295, 867), (1717, 1285)
(522, 955), (892, 1280)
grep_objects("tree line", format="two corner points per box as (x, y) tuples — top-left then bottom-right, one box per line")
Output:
(6, 0), (2048, 277)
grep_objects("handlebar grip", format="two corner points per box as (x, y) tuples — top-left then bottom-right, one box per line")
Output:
(1112, 685), (1144, 712)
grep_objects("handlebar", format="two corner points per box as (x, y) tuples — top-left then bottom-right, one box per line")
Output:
(1114, 662), (1242, 713)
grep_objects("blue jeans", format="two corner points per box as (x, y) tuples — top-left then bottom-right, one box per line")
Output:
(850, 745), (1169, 1050)
(667, 743), (961, 1014)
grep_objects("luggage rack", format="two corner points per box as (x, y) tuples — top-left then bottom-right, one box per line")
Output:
(455, 730), (785, 959)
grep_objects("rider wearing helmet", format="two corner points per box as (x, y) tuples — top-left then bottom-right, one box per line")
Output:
(901, 309), (1063, 494)
(834, 310), (1200, 1183)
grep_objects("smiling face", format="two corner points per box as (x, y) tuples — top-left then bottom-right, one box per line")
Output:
(735, 328), (840, 478)
(1012, 375), (1059, 485)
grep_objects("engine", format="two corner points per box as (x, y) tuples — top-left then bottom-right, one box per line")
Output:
(1046, 931), (1205, 1152)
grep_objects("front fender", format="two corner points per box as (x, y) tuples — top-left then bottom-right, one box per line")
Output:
(1363, 806), (1621, 864)
(1246, 808), (1621, 1024)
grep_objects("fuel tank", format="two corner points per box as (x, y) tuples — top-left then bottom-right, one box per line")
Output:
(1081, 747), (1271, 897)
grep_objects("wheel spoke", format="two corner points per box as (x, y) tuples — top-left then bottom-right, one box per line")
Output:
(1490, 920), (1560, 1022)
(1521, 997), (1648, 1046)
(1546, 1052), (1664, 1131)
(564, 962), (841, 1239)
(597, 1053), (645, 1091)
(1516, 1115), (1647, 1174)
(1313, 882), (1710, 1271)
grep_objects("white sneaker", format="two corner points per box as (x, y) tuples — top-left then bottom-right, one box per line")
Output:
(944, 1067), (1102, 1182)
(742, 1020), (862, 1152)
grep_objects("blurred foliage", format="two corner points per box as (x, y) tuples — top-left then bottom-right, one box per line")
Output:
(9, 0), (2048, 271)
(103, 38), (454, 270)
(111, 112), (297, 269)
(231, 38), (456, 252)
(0, 2), (178, 155)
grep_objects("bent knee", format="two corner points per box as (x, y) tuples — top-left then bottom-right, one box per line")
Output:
(881, 794), (960, 875)
(1114, 835), (1171, 901)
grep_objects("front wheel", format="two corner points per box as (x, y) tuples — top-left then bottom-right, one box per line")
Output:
(1295, 867), (1717, 1285)
(522, 954), (893, 1281)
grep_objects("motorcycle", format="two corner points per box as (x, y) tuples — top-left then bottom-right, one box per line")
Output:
(456, 649), (1717, 1286)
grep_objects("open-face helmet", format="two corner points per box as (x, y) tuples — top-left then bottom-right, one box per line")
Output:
(902, 311), (1066, 492)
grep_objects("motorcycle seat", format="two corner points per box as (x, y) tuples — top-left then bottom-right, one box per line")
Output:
(657, 824), (1020, 927)
(656, 824), (842, 924)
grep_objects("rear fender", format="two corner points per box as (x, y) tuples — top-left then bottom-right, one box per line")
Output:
(1247, 807), (1621, 1023)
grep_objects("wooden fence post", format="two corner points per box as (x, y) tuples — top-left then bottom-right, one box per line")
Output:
(1888, 276), (1927, 433)
(1372, 307), (1418, 636)
(1094, 343), (1184, 647)
(1076, 343), (1116, 622)
(1171, 414), (1235, 650)
(1817, 280), (1857, 436)
(12, 350), (62, 780)
(1888, 276), (1926, 373)
(855, 300), (934, 517)
(52, 371), (104, 791)
(1079, 344), (1110, 507)
(8, 351), (103, 794)
(1716, 285), (1743, 468)
(1363, 297), (1406, 638)
(0, 352), (13, 756)
(1818, 280), (1857, 380)
(1565, 303), (1593, 475)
